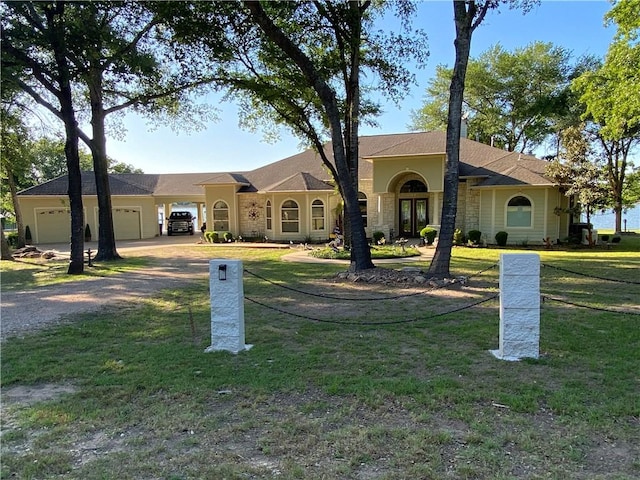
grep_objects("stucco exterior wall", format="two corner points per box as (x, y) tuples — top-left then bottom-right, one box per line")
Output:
(372, 155), (445, 193)
(478, 187), (559, 245)
(17, 195), (159, 244)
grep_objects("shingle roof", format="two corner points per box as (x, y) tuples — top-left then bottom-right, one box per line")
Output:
(261, 172), (333, 192)
(18, 132), (554, 197)
(18, 172), (160, 196)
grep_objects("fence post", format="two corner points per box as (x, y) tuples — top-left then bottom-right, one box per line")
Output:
(205, 259), (252, 354)
(491, 253), (540, 361)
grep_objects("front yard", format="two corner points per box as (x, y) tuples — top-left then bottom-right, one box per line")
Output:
(1, 240), (639, 479)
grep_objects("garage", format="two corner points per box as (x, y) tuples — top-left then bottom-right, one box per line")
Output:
(113, 208), (141, 240)
(35, 208), (71, 244)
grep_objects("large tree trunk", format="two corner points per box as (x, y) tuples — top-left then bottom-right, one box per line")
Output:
(88, 69), (121, 262)
(1, 220), (13, 260)
(47, 2), (85, 274)
(6, 168), (26, 248)
(429, 1), (475, 277)
(244, 0), (373, 271)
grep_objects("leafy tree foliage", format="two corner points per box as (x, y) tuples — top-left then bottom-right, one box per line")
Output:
(2, 2), (86, 273)
(411, 41), (577, 153)
(2, 2), (212, 264)
(160, 0), (427, 271)
(572, 0), (640, 231)
(546, 125), (609, 245)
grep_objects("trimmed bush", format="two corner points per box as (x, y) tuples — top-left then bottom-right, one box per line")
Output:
(7, 232), (18, 247)
(600, 234), (610, 242)
(84, 224), (92, 241)
(223, 232), (234, 242)
(468, 229), (482, 245)
(204, 231), (218, 243)
(453, 228), (465, 245)
(495, 231), (508, 247)
(372, 231), (385, 244)
(612, 236), (621, 244)
(25, 225), (32, 243)
(419, 226), (438, 245)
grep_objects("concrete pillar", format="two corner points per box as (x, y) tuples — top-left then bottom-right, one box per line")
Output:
(491, 253), (540, 361)
(205, 259), (252, 354)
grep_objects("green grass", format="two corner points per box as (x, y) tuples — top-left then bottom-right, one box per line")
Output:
(0, 256), (149, 291)
(1, 243), (639, 479)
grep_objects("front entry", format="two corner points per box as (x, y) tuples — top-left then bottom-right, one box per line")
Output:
(399, 198), (428, 237)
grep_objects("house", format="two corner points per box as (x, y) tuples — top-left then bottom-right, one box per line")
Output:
(17, 131), (571, 245)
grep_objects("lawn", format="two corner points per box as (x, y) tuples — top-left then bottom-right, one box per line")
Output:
(1, 238), (639, 479)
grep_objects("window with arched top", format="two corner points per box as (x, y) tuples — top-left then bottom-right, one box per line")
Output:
(358, 192), (368, 227)
(506, 195), (532, 227)
(400, 180), (428, 193)
(266, 200), (272, 230)
(213, 200), (229, 231)
(311, 199), (325, 230)
(281, 200), (299, 233)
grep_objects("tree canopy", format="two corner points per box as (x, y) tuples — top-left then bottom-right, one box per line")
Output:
(158, 0), (427, 271)
(411, 41), (579, 153)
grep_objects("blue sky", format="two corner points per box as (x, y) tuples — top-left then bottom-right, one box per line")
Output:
(107, 1), (615, 174)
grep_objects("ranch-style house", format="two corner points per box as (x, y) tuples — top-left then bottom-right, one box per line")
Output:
(17, 131), (574, 246)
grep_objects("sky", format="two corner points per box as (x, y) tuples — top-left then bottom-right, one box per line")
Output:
(106, 1), (616, 174)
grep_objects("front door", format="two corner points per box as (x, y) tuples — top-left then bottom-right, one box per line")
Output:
(399, 198), (428, 237)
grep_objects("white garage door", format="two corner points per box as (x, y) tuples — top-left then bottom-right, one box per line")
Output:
(113, 208), (141, 240)
(35, 208), (71, 244)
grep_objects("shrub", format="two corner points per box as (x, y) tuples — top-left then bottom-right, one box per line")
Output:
(611, 236), (621, 244)
(7, 232), (18, 247)
(372, 231), (385, 244)
(84, 224), (92, 240)
(453, 228), (465, 245)
(25, 225), (32, 243)
(223, 232), (234, 242)
(600, 234), (610, 242)
(495, 231), (508, 247)
(468, 229), (482, 245)
(204, 231), (218, 243)
(419, 226), (438, 245)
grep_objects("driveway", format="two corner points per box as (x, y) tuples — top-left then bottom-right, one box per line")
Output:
(1, 236), (215, 342)
(1, 236), (434, 342)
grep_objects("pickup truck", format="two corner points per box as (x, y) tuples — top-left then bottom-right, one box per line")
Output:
(167, 211), (194, 236)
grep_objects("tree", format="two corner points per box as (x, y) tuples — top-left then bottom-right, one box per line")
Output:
(162, 1), (426, 271)
(545, 124), (609, 245)
(572, 0), (640, 232)
(3, 2), (214, 263)
(0, 105), (31, 249)
(411, 41), (575, 153)
(428, 1), (495, 277)
(2, 1), (86, 274)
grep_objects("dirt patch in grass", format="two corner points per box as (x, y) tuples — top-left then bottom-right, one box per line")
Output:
(1, 382), (78, 406)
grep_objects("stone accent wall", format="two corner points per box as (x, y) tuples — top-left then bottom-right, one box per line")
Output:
(464, 178), (481, 232)
(455, 182), (467, 233)
(237, 194), (265, 238)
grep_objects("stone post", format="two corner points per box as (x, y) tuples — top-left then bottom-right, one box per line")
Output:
(205, 259), (252, 354)
(491, 253), (540, 361)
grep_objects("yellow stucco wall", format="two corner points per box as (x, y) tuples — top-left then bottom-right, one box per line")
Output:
(372, 155), (445, 193)
(477, 187), (561, 245)
(17, 195), (160, 244)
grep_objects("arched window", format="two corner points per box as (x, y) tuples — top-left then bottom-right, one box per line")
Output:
(311, 199), (325, 230)
(358, 192), (368, 227)
(400, 180), (428, 193)
(281, 200), (299, 233)
(266, 200), (272, 230)
(213, 200), (229, 231)
(506, 195), (532, 227)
